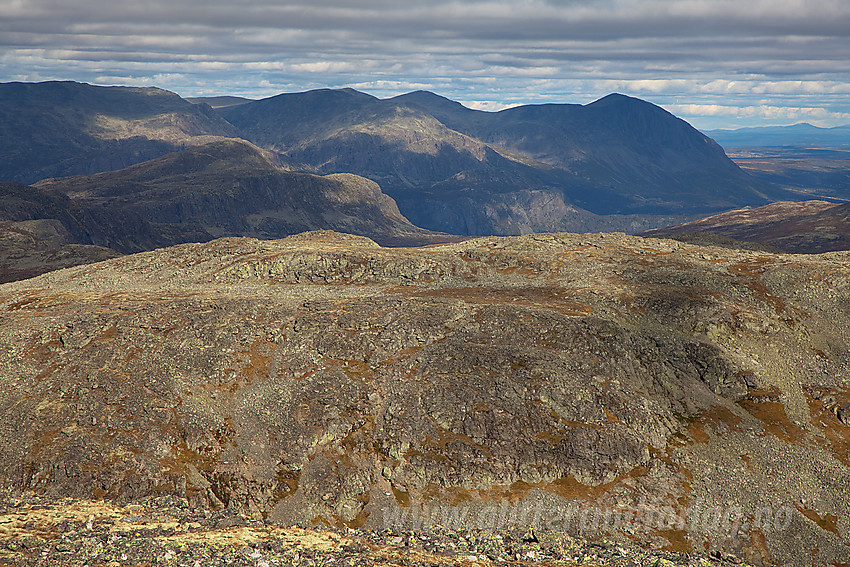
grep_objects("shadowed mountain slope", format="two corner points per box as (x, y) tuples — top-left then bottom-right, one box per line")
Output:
(0, 219), (121, 284)
(0, 140), (452, 282)
(0, 81), (240, 184)
(34, 139), (452, 248)
(0, 181), (171, 253)
(221, 89), (784, 235)
(643, 200), (850, 253)
(1, 230), (848, 566)
(396, 92), (764, 212)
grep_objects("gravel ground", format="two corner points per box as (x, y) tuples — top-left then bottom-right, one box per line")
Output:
(0, 493), (749, 567)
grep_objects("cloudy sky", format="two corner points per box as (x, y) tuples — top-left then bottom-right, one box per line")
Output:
(2, 0), (849, 129)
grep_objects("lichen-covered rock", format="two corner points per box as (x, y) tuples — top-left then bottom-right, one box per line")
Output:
(1, 230), (849, 567)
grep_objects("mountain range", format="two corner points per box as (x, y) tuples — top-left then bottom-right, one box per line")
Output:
(220, 89), (784, 235)
(1, 81), (794, 243)
(0, 81), (239, 184)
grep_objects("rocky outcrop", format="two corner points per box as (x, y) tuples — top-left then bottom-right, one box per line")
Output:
(1, 230), (849, 566)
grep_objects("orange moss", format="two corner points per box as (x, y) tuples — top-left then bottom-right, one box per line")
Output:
(91, 326), (118, 344)
(392, 486), (411, 508)
(795, 504), (840, 536)
(421, 427), (494, 458)
(806, 388), (850, 467)
(687, 421), (710, 444)
(237, 340), (279, 384)
(683, 405), (744, 444)
(742, 527), (774, 567)
(547, 466), (650, 501)
(654, 528), (693, 553)
(738, 400), (805, 444)
(160, 439), (218, 478)
(276, 469), (300, 496)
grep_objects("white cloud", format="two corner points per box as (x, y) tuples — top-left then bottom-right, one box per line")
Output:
(460, 100), (522, 111)
(0, 0), (849, 128)
(666, 103), (850, 127)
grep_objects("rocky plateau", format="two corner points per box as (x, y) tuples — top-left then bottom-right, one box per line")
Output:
(1, 230), (849, 566)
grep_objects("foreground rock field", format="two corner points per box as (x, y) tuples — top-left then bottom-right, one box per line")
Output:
(1, 230), (849, 566)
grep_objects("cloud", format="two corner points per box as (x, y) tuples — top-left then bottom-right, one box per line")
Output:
(0, 0), (848, 128)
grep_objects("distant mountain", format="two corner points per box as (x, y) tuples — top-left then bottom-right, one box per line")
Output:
(35, 139), (451, 248)
(221, 89), (784, 235)
(642, 199), (850, 253)
(0, 81), (240, 184)
(1, 82), (799, 238)
(706, 123), (850, 149)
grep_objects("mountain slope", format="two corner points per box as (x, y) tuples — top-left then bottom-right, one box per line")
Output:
(0, 219), (121, 284)
(398, 92), (777, 213)
(221, 89), (783, 235)
(0, 81), (240, 183)
(0, 181), (172, 253)
(1, 230), (849, 566)
(643, 199), (850, 253)
(34, 139), (450, 247)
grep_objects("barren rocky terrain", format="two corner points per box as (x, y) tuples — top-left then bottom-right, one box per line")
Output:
(643, 200), (850, 254)
(1, 230), (849, 566)
(0, 492), (754, 567)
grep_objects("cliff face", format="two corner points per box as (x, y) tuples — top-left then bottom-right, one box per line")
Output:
(1, 230), (848, 566)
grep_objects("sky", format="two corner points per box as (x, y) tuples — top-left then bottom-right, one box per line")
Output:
(2, 0), (849, 130)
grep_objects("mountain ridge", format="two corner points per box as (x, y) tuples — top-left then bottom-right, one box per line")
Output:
(0, 80), (241, 184)
(33, 139), (454, 248)
(707, 122), (850, 149)
(220, 87), (783, 235)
